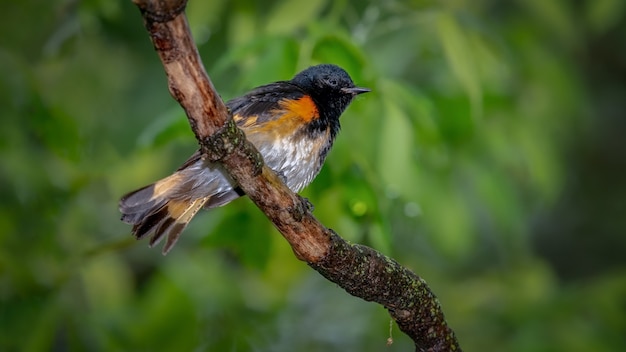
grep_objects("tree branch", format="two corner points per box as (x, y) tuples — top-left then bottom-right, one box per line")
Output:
(131, 0), (461, 350)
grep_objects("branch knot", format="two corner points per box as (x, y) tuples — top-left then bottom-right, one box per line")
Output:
(202, 117), (244, 162)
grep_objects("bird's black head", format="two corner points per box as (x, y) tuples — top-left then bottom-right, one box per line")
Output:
(290, 64), (370, 123)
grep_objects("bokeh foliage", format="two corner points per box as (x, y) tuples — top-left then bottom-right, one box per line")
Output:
(1, 0), (625, 351)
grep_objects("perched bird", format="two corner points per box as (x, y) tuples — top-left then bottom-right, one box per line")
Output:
(119, 64), (370, 254)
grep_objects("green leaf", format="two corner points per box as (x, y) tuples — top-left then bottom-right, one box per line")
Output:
(227, 6), (258, 45)
(367, 222), (392, 255)
(243, 37), (300, 87)
(265, 0), (327, 34)
(186, 0), (228, 42)
(423, 179), (474, 259)
(203, 203), (273, 269)
(380, 80), (441, 146)
(29, 95), (83, 162)
(127, 274), (199, 351)
(521, 0), (577, 44)
(137, 107), (191, 148)
(436, 12), (482, 119)
(377, 95), (419, 200)
(311, 35), (367, 82)
(80, 254), (133, 310)
(586, 0), (625, 34)
(213, 37), (300, 91)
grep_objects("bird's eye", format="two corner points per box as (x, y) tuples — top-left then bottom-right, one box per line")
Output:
(327, 78), (338, 87)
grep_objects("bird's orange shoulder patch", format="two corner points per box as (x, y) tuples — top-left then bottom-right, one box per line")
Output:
(241, 95), (321, 137)
(279, 95), (319, 123)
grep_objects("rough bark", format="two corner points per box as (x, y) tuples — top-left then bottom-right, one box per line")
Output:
(131, 0), (461, 350)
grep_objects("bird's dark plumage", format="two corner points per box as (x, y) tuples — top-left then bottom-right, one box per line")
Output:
(119, 64), (369, 254)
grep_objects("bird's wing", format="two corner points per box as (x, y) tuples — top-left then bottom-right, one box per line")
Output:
(175, 81), (306, 170)
(228, 81), (306, 127)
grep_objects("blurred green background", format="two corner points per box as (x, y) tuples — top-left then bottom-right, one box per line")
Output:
(1, 0), (625, 351)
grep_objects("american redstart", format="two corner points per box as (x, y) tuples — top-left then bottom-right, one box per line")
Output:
(120, 64), (370, 254)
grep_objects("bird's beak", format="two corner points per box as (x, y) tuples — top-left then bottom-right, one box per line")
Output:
(342, 87), (371, 95)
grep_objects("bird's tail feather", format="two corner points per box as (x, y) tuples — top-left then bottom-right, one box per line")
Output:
(119, 173), (209, 255)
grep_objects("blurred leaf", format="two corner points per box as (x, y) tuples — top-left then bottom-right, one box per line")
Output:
(244, 37), (300, 87)
(80, 0), (122, 21)
(436, 12), (483, 119)
(31, 104), (83, 161)
(341, 169), (380, 219)
(432, 94), (474, 145)
(125, 273), (199, 350)
(469, 33), (511, 93)
(80, 254), (133, 310)
(137, 107), (191, 148)
(377, 94), (420, 200)
(518, 125), (562, 201)
(315, 186), (356, 239)
(186, 0), (228, 43)
(586, 0), (625, 34)
(326, 89), (382, 179)
(227, 6), (257, 45)
(212, 36), (274, 74)
(265, 0), (327, 34)
(367, 222), (392, 255)
(2, 291), (58, 352)
(521, 0), (578, 45)
(311, 34), (367, 82)
(213, 36), (299, 90)
(428, 191), (474, 259)
(203, 203), (273, 269)
(464, 159), (524, 246)
(381, 79), (442, 146)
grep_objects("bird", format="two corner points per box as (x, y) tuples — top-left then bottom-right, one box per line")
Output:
(119, 64), (370, 254)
